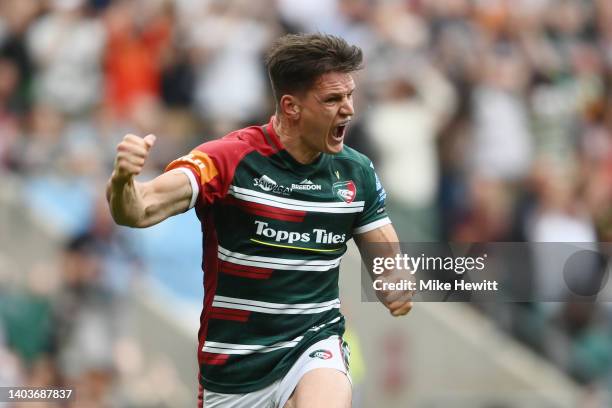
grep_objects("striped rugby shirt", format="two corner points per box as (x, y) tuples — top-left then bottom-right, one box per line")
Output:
(165, 117), (390, 393)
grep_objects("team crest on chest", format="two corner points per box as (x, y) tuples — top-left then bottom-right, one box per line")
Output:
(332, 180), (356, 204)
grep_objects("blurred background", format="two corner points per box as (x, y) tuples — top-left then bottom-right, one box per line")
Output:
(0, 0), (611, 406)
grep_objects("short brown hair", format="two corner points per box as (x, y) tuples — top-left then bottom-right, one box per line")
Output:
(265, 33), (363, 106)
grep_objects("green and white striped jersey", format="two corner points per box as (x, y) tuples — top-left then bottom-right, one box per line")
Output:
(166, 117), (389, 393)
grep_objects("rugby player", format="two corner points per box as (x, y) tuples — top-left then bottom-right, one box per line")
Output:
(107, 33), (412, 408)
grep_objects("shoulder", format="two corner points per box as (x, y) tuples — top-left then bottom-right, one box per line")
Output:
(193, 127), (261, 158)
(192, 125), (273, 169)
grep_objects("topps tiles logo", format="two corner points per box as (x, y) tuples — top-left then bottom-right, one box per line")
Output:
(254, 221), (346, 244)
(253, 175), (321, 194)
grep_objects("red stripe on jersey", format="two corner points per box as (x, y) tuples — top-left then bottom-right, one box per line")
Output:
(211, 307), (251, 317)
(222, 270), (274, 280)
(202, 352), (230, 366)
(219, 260), (273, 279)
(225, 196), (306, 222)
(210, 313), (250, 322)
(247, 208), (304, 222)
(211, 308), (251, 321)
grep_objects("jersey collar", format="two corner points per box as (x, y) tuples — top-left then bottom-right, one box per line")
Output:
(264, 116), (329, 177)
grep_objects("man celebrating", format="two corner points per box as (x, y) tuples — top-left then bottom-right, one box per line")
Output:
(107, 33), (411, 408)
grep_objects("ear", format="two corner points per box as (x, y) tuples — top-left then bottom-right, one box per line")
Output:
(279, 95), (301, 120)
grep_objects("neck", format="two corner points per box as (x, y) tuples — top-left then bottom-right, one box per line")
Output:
(273, 115), (320, 165)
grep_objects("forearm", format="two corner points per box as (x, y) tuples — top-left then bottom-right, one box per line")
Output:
(355, 223), (413, 316)
(356, 224), (400, 277)
(107, 169), (194, 228)
(106, 174), (149, 228)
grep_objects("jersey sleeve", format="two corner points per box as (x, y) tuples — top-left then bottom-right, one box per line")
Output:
(165, 149), (219, 209)
(164, 136), (255, 209)
(353, 162), (391, 234)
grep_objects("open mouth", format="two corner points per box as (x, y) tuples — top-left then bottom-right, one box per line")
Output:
(333, 124), (347, 141)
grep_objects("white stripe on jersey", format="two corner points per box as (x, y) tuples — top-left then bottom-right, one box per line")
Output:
(309, 316), (342, 332)
(213, 296), (341, 315)
(202, 317), (342, 355)
(353, 217), (392, 234)
(228, 185), (364, 213)
(204, 338), (303, 355)
(173, 168), (199, 209)
(218, 246), (342, 272)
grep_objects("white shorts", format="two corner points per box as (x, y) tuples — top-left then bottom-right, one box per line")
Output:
(203, 335), (351, 408)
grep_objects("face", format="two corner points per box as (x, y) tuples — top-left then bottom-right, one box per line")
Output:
(294, 72), (355, 156)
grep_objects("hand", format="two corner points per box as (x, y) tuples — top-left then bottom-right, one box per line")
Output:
(376, 270), (414, 317)
(112, 134), (156, 184)
(387, 299), (413, 317)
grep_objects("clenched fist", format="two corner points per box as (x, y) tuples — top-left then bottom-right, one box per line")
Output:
(112, 134), (157, 184)
(376, 270), (414, 317)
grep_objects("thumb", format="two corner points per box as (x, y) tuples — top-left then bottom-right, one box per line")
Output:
(143, 134), (157, 150)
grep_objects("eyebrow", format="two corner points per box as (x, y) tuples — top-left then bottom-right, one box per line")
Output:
(322, 88), (356, 99)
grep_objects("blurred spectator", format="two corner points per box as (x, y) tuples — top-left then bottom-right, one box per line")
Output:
(103, 0), (173, 118)
(276, 0), (339, 33)
(366, 57), (456, 240)
(469, 45), (533, 181)
(526, 164), (598, 300)
(27, 0), (106, 116)
(0, 0), (38, 112)
(187, 0), (277, 134)
(15, 103), (66, 175)
(0, 57), (22, 171)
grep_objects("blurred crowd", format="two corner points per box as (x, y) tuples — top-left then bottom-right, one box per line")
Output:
(1, 0), (612, 405)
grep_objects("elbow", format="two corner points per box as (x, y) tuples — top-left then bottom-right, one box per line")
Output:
(112, 216), (149, 229)
(130, 218), (153, 228)
(106, 197), (149, 229)
(114, 211), (151, 228)
(108, 207), (148, 228)
(109, 212), (133, 228)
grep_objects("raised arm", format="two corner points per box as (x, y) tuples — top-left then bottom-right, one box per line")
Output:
(106, 134), (194, 228)
(354, 223), (413, 317)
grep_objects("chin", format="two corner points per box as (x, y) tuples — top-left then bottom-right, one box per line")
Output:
(326, 144), (344, 155)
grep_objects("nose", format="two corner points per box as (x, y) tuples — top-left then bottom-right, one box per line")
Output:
(340, 95), (354, 117)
